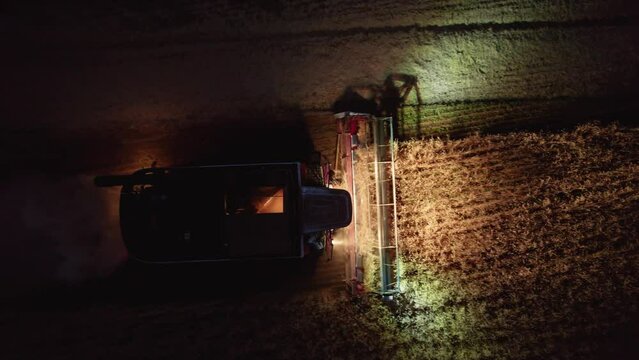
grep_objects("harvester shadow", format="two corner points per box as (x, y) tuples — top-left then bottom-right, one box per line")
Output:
(333, 73), (422, 141)
(166, 107), (316, 166)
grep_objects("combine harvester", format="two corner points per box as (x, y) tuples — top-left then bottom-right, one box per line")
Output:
(95, 162), (351, 263)
(335, 113), (401, 300)
(94, 113), (400, 299)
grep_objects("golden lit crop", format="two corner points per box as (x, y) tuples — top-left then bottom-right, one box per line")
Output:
(390, 123), (639, 358)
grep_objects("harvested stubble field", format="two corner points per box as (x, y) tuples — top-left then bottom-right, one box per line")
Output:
(393, 122), (639, 359)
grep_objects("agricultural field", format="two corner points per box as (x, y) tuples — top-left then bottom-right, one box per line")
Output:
(3, 123), (638, 360)
(393, 122), (639, 359)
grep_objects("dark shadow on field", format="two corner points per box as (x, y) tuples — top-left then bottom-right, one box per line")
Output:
(25, 255), (330, 309)
(476, 96), (639, 136)
(166, 107), (316, 167)
(594, 319), (639, 360)
(400, 96), (639, 140)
